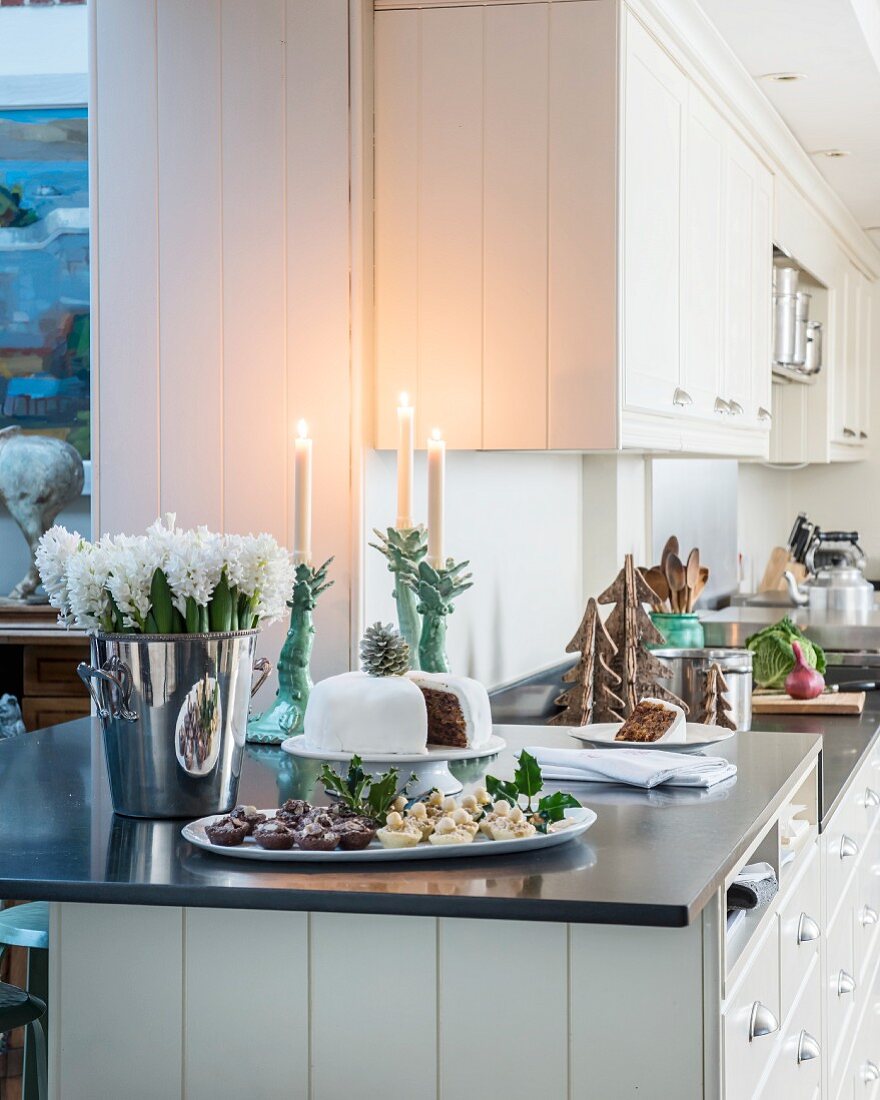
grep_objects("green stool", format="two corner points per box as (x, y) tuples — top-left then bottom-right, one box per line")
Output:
(0, 981), (46, 1100)
(0, 903), (48, 1100)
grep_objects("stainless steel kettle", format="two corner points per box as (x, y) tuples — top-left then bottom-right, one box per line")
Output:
(782, 567), (875, 613)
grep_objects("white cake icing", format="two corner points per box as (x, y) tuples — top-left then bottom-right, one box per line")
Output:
(407, 671), (493, 749)
(619, 697), (686, 744)
(303, 671), (428, 754)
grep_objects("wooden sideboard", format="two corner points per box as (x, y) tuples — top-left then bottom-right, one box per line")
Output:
(0, 602), (88, 732)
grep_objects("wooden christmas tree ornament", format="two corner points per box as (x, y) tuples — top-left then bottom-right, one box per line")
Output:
(699, 662), (737, 730)
(550, 597), (624, 726)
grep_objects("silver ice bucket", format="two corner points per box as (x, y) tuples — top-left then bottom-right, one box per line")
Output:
(78, 631), (271, 819)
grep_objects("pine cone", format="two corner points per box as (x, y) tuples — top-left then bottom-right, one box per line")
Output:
(360, 622), (410, 677)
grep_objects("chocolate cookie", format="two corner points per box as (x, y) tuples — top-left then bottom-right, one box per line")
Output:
(229, 805), (266, 835)
(252, 821), (295, 850)
(205, 815), (248, 847)
(333, 816), (378, 851)
(296, 822), (340, 852)
(276, 798), (313, 827)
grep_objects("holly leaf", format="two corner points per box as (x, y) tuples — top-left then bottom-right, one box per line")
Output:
(536, 790), (582, 823)
(485, 774), (520, 805)
(513, 750), (544, 800)
(364, 768), (402, 821)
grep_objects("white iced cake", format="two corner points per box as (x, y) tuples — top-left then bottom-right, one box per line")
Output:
(303, 671), (428, 754)
(407, 671), (493, 749)
(614, 697), (686, 744)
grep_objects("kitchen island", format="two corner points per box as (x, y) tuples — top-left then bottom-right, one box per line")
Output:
(0, 717), (825, 1099)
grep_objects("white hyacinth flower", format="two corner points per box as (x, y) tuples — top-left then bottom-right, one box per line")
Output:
(35, 525), (84, 624)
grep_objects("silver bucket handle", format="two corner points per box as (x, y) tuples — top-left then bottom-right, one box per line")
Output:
(77, 656), (138, 722)
(250, 657), (272, 698)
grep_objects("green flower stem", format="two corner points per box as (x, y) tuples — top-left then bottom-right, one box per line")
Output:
(247, 557), (334, 745)
(369, 525), (427, 671)
(418, 609), (449, 673)
(393, 571), (422, 670)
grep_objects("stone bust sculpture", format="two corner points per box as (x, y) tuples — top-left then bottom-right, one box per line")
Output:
(0, 427), (84, 600)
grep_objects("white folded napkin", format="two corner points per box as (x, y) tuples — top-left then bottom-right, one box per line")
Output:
(528, 746), (737, 789)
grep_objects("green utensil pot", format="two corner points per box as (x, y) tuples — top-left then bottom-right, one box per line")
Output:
(650, 612), (705, 649)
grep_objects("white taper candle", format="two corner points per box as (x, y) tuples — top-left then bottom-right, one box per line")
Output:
(293, 419), (312, 565)
(396, 392), (414, 529)
(427, 428), (445, 568)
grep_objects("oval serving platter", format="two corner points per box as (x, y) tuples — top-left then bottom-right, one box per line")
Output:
(182, 805), (596, 862)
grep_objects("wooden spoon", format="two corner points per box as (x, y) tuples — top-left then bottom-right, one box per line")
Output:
(665, 552), (687, 613)
(643, 567), (670, 611)
(660, 535), (680, 577)
(691, 565), (710, 607)
(685, 548), (700, 612)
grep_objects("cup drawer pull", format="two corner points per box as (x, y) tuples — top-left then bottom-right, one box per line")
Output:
(748, 1001), (779, 1041)
(840, 834), (859, 859)
(866, 788), (880, 809)
(797, 912), (820, 943)
(861, 906), (879, 927)
(863, 1060), (880, 1083)
(838, 969), (856, 997)
(797, 1030), (820, 1064)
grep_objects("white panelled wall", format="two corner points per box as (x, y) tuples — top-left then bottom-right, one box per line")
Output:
(91, 0), (357, 689)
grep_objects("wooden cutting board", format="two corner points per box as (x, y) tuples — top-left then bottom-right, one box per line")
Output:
(752, 692), (866, 715)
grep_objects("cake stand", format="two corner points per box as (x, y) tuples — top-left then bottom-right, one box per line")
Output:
(280, 735), (506, 796)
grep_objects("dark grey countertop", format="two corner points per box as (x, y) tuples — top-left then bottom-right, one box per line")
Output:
(0, 718), (819, 927)
(751, 697), (880, 826)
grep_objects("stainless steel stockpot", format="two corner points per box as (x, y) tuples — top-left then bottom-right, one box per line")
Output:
(652, 647), (753, 731)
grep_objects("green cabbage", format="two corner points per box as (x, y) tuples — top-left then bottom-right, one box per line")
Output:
(746, 617), (826, 688)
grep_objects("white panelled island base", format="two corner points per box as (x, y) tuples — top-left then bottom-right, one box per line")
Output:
(51, 905), (708, 1100)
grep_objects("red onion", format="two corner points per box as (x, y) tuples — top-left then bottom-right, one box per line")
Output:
(785, 640), (825, 700)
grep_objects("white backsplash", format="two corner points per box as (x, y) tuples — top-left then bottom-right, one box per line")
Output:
(363, 449), (584, 688)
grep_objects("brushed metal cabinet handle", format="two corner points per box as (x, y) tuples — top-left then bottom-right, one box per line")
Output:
(758, 406), (772, 421)
(861, 905), (879, 927)
(714, 396), (731, 414)
(797, 1029), (820, 1064)
(748, 1000), (779, 1041)
(861, 430), (869, 440)
(841, 834), (860, 859)
(797, 912), (821, 943)
(864, 1060), (880, 1083)
(728, 399), (744, 416)
(844, 427), (857, 438)
(672, 387), (693, 407)
(866, 787), (880, 809)
(838, 969), (856, 996)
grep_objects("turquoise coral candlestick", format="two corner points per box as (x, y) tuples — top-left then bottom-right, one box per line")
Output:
(404, 557), (473, 673)
(369, 526), (427, 670)
(247, 557), (334, 744)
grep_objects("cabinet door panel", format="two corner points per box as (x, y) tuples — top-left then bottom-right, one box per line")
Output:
(724, 136), (753, 415)
(482, 2), (548, 449)
(417, 7), (484, 448)
(751, 164), (773, 425)
(681, 85), (725, 418)
(622, 13), (686, 415)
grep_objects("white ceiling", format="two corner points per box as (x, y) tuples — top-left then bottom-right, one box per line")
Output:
(698, 0), (880, 250)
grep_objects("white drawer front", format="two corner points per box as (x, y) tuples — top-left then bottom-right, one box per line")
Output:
(828, 873), (859, 1074)
(723, 923), (781, 1099)
(827, 812), (864, 929)
(857, 838), (880, 976)
(779, 845), (821, 1019)
(763, 957), (821, 1099)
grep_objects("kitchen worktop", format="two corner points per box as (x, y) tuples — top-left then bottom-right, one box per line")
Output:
(0, 718), (819, 927)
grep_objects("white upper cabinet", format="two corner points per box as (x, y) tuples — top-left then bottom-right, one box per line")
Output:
(374, 1), (777, 456)
(621, 14), (686, 417)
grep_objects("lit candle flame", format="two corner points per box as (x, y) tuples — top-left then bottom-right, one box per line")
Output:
(399, 391), (410, 408)
(296, 419), (309, 440)
(431, 427), (443, 441)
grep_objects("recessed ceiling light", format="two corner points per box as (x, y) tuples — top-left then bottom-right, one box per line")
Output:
(810, 149), (851, 159)
(760, 72), (807, 82)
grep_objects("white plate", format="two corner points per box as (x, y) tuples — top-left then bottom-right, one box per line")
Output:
(182, 805), (596, 862)
(569, 722), (737, 751)
(280, 734), (506, 764)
